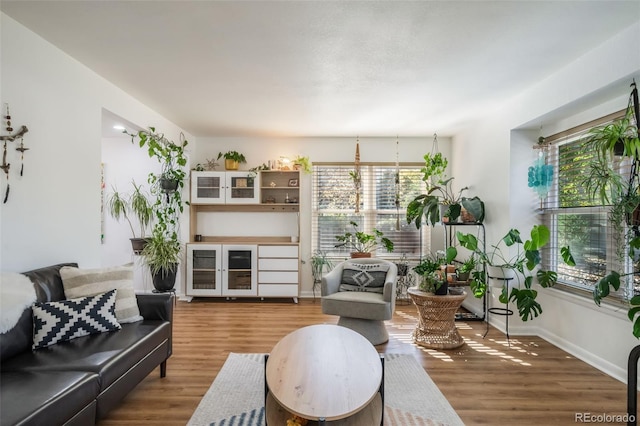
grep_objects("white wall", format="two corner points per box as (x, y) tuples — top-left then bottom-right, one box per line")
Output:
(0, 13), (192, 294)
(452, 21), (640, 382)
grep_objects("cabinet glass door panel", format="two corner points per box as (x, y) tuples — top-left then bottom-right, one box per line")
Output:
(223, 245), (257, 296)
(186, 244), (222, 296)
(191, 172), (225, 204)
(196, 176), (221, 199)
(225, 172), (260, 204)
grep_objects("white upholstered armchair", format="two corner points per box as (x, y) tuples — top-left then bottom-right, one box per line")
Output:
(321, 258), (398, 345)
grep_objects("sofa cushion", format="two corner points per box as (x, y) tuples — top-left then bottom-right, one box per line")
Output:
(32, 290), (121, 349)
(322, 291), (392, 320)
(4, 320), (171, 392)
(61, 265), (143, 323)
(0, 370), (99, 426)
(339, 262), (390, 293)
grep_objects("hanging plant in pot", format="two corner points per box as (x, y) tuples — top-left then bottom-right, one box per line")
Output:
(126, 127), (188, 292)
(106, 181), (153, 254)
(334, 221), (394, 258)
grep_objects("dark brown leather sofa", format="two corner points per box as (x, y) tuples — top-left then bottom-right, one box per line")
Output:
(0, 263), (174, 426)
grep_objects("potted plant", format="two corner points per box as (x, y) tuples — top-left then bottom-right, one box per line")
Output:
(456, 225), (575, 321)
(460, 196), (485, 223)
(334, 221), (394, 258)
(293, 155), (312, 174)
(106, 181), (153, 254)
(413, 247), (457, 295)
(127, 127), (188, 292)
(217, 150), (247, 170)
(310, 250), (333, 298)
(406, 177), (476, 227)
(141, 231), (182, 292)
(576, 91), (640, 336)
(421, 151), (448, 186)
(456, 255), (477, 282)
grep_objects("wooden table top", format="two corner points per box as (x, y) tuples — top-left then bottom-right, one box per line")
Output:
(265, 324), (383, 421)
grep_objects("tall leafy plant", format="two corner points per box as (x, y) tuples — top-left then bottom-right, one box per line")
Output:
(457, 225), (575, 321)
(126, 127), (188, 279)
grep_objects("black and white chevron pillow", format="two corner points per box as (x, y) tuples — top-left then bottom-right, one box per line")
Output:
(32, 289), (121, 349)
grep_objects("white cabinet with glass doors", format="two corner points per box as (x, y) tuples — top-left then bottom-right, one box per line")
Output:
(186, 243), (258, 297)
(191, 171), (260, 204)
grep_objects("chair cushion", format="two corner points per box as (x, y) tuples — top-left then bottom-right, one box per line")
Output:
(322, 291), (392, 321)
(339, 262), (390, 293)
(61, 265), (143, 323)
(32, 290), (121, 349)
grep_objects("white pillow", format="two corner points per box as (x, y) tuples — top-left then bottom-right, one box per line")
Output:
(60, 265), (143, 323)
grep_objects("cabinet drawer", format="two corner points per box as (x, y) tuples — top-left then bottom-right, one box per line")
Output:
(258, 271), (299, 283)
(259, 258), (298, 271)
(258, 284), (299, 297)
(259, 245), (298, 258)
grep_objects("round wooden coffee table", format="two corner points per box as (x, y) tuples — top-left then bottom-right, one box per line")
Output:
(408, 287), (467, 349)
(265, 324), (383, 424)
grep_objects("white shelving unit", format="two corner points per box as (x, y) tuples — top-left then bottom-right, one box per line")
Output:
(187, 169), (301, 302)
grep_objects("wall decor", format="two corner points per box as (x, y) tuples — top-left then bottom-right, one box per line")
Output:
(0, 103), (29, 203)
(288, 178), (298, 187)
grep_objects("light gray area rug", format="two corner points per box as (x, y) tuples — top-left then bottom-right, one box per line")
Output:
(188, 352), (464, 426)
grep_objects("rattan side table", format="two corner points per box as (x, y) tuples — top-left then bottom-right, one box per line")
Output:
(408, 287), (467, 349)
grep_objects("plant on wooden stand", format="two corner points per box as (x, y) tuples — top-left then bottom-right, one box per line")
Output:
(413, 247), (457, 295)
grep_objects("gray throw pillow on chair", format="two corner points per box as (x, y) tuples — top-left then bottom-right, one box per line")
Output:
(339, 263), (390, 293)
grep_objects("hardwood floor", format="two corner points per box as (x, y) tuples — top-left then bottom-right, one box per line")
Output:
(98, 298), (632, 426)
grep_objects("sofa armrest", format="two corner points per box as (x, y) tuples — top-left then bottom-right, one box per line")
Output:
(136, 293), (174, 322)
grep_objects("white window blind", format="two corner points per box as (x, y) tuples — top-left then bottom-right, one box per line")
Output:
(312, 164), (427, 259)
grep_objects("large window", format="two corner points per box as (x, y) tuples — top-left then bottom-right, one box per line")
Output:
(312, 164), (426, 259)
(542, 116), (638, 302)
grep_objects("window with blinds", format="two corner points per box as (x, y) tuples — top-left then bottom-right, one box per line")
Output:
(312, 164), (427, 259)
(541, 113), (638, 302)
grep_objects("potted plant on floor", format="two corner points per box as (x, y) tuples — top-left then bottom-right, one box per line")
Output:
(127, 127), (188, 292)
(413, 247), (457, 295)
(310, 250), (333, 299)
(217, 150), (247, 170)
(106, 181), (153, 254)
(334, 221), (394, 258)
(456, 225), (575, 321)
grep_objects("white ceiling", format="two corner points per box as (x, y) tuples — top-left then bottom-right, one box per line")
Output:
(2, 1), (639, 138)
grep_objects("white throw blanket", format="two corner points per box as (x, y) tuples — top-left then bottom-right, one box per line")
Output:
(0, 272), (36, 333)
